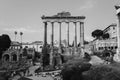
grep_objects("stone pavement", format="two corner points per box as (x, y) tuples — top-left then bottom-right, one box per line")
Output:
(26, 65), (55, 80)
(27, 75), (54, 80)
(28, 65), (40, 75)
(89, 55), (105, 65)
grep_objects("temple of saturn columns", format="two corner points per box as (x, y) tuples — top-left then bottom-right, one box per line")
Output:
(41, 12), (85, 65)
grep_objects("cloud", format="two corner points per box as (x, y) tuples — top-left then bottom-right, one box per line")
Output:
(3, 26), (39, 33)
(0, 21), (13, 28)
(78, 0), (96, 11)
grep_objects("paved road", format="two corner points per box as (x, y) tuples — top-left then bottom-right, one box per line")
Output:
(28, 65), (40, 75)
(89, 55), (105, 65)
(26, 65), (55, 80)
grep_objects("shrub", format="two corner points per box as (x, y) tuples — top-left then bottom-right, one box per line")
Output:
(83, 63), (120, 80)
(61, 58), (91, 80)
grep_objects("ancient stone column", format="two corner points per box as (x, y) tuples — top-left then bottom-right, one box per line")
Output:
(80, 22), (84, 57)
(80, 22), (81, 46)
(66, 22), (70, 47)
(114, 5), (120, 62)
(66, 22), (70, 55)
(44, 22), (47, 46)
(58, 22), (62, 53)
(74, 22), (77, 48)
(74, 22), (78, 55)
(42, 22), (48, 69)
(50, 22), (54, 65)
(51, 22), (54, 46)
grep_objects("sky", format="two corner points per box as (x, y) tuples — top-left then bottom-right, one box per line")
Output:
(0, 0), (120, 44)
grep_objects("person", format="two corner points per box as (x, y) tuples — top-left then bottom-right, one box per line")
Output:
(84, 52), (91, 60)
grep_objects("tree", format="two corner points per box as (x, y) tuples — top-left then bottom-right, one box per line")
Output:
(61, 58), (91, 80)
(14, 31), (17, 41)
(0, 34), (11, 59)
(83, 64), (120, 80)
(102, 33), (110, 39)
(20, 32), (23, 44)
(92, 29), (103, 39)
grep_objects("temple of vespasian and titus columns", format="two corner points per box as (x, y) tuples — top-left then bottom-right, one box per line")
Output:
(41, 12), (85, 65)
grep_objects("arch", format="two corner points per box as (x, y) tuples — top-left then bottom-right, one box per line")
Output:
(12, 54), (17, 61)
(102, 50), (114, 62)
(102, 50), (114, 57)
(3, 54), (10, 61)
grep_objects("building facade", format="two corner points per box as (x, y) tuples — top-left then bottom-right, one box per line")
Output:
(2, 41), (42, 62)
(2, 41), (23, 62)
(22, 41), (43, 52)
(103, 23), (117, 39)
(90, 23), (117, 53)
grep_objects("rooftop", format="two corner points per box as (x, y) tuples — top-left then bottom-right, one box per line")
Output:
(41, 12), (85, 22)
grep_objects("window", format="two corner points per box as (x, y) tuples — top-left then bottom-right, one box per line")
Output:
(98, 47), (103, 50)
(113, 27), (115, 30)
(111, 47), (113, 50)
(115, 46), (117, 49)
(98, 47), (101, 50)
